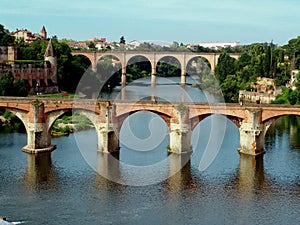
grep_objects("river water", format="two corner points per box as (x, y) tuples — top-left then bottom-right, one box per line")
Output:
(0, 78), (300, 224)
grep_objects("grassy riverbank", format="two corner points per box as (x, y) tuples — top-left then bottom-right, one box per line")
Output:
(0, 109), (93, 136)
(51, 112), (93, 136)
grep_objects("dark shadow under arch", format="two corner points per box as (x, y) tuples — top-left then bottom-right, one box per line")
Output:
(156, 56), (181, 77)
(126, 55), (152, 83)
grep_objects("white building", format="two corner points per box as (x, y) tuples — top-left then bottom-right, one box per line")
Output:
(199, 42), (240, 50)
(127, 40), (142, 50)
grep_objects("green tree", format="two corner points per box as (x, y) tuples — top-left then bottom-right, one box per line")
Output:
(156, 57), (181, 77)
(0, 72), (28, 96)
(120, 36), (126, 44)
(0, 72), (14, 96)
(13, 79), (28, 96)
(214, 53), (237, 83)
(88, 41), (96, 49)
(220, 75), (239, 102)
(284, 36), (300, 69)
(0, 24), (14, 46)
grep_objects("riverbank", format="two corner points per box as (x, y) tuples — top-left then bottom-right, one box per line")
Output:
(0, 110), (93, 136)
(52, 112), (94, 137)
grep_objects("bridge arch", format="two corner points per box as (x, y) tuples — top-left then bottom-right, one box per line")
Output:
(125, 55), (152, 83)
(71, 52), (94, 69)
(96, 54), (122, 66)
(117, 109), (171, 133)
(46, 108), (100, 135)
(191, 114), (240, 150)
(262, 112), (300, 141)
(0, 108), (28, 133)
(190, 113), (243, 131)
(156, 56), (182, 77)
(263, 111), (300, 123)
(186, 56), (212, 79)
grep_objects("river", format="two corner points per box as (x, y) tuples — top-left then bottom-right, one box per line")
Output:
(0, 77), (300, 224)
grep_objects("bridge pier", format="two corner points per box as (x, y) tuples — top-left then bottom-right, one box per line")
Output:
(151, 73), (156, 86)
(22, 101), (56, 154)
(181, 69), (186, 85)
(97, 102), (119, 153)
(169, 106), (192, 154)
(97, 124), (119, 153)
(121, 66), (126, 86)
(238, 109), (265, 156)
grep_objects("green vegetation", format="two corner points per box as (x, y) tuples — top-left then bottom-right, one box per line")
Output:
(0, 109), (93, 136)
(0, 109), (25, 133)
(0, 72), (28, 96)
(213, 41), (295, 103)
(176, 104), (187, 111)
(29, 93), (80, 98)
(51, 112), (93, 136)
(0, 24), (14, 46)
(7, 59), (48, 64)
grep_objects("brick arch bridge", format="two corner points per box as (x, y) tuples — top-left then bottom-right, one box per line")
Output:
(71, 51), (240, 85)
(1, 97), (300, 156)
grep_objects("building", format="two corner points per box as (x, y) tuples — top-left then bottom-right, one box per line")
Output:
(199, 42), (240, 50)
(0, 39), (58, 94)
(127, 40), (141, 50)
(11, 26), (47, 43)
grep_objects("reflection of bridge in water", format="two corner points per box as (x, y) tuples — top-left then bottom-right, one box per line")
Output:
(1, 97), (300, 158)
(71, 51), (240, 85)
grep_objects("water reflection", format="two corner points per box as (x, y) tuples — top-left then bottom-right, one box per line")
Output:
(96, 152), (122, 189)
(165, 153), (195, 192)
(103, 77), (216, 103)
(235, 154), (267, 196)
(24, 153), (58, 190)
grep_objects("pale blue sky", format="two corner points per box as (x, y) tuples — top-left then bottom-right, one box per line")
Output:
(1, 0), (299, 45)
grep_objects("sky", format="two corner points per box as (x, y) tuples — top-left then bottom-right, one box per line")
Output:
(1, 0), (300, 45)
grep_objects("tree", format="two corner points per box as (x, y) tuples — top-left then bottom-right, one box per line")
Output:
(0, 72), (28, 96)
(214, 53), (237, 83)
(0, 72), (14, 96)
(0, 24), (14, 46)
(220, 75), (239, 102)
(13, 79), (28, 97)
(284, 36), (300, 70)
(88, 41), (96, 49)
(120, 36), (126, 44)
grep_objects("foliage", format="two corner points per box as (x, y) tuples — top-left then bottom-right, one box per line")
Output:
(272, 88), (300, 105)
(0, 109), (25, 133)
(220, 75), (240, 102)
(51, 112), (93, 136)
(120, 36), (126, 44)
(283, 36), (300, 70)
(214, 42), (293, 103)
(88, 41), (96, 49)
(0, 72), (28, 96)
(215, 52), (237, 83)
(156, 57), (181, 77)
(0, 24), (14, 46)
(176, 104), (187, 111)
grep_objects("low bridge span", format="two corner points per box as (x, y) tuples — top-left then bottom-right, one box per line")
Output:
(0, 97), (300, 156)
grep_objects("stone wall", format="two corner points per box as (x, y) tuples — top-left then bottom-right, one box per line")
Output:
(0, 46), (17, 62)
